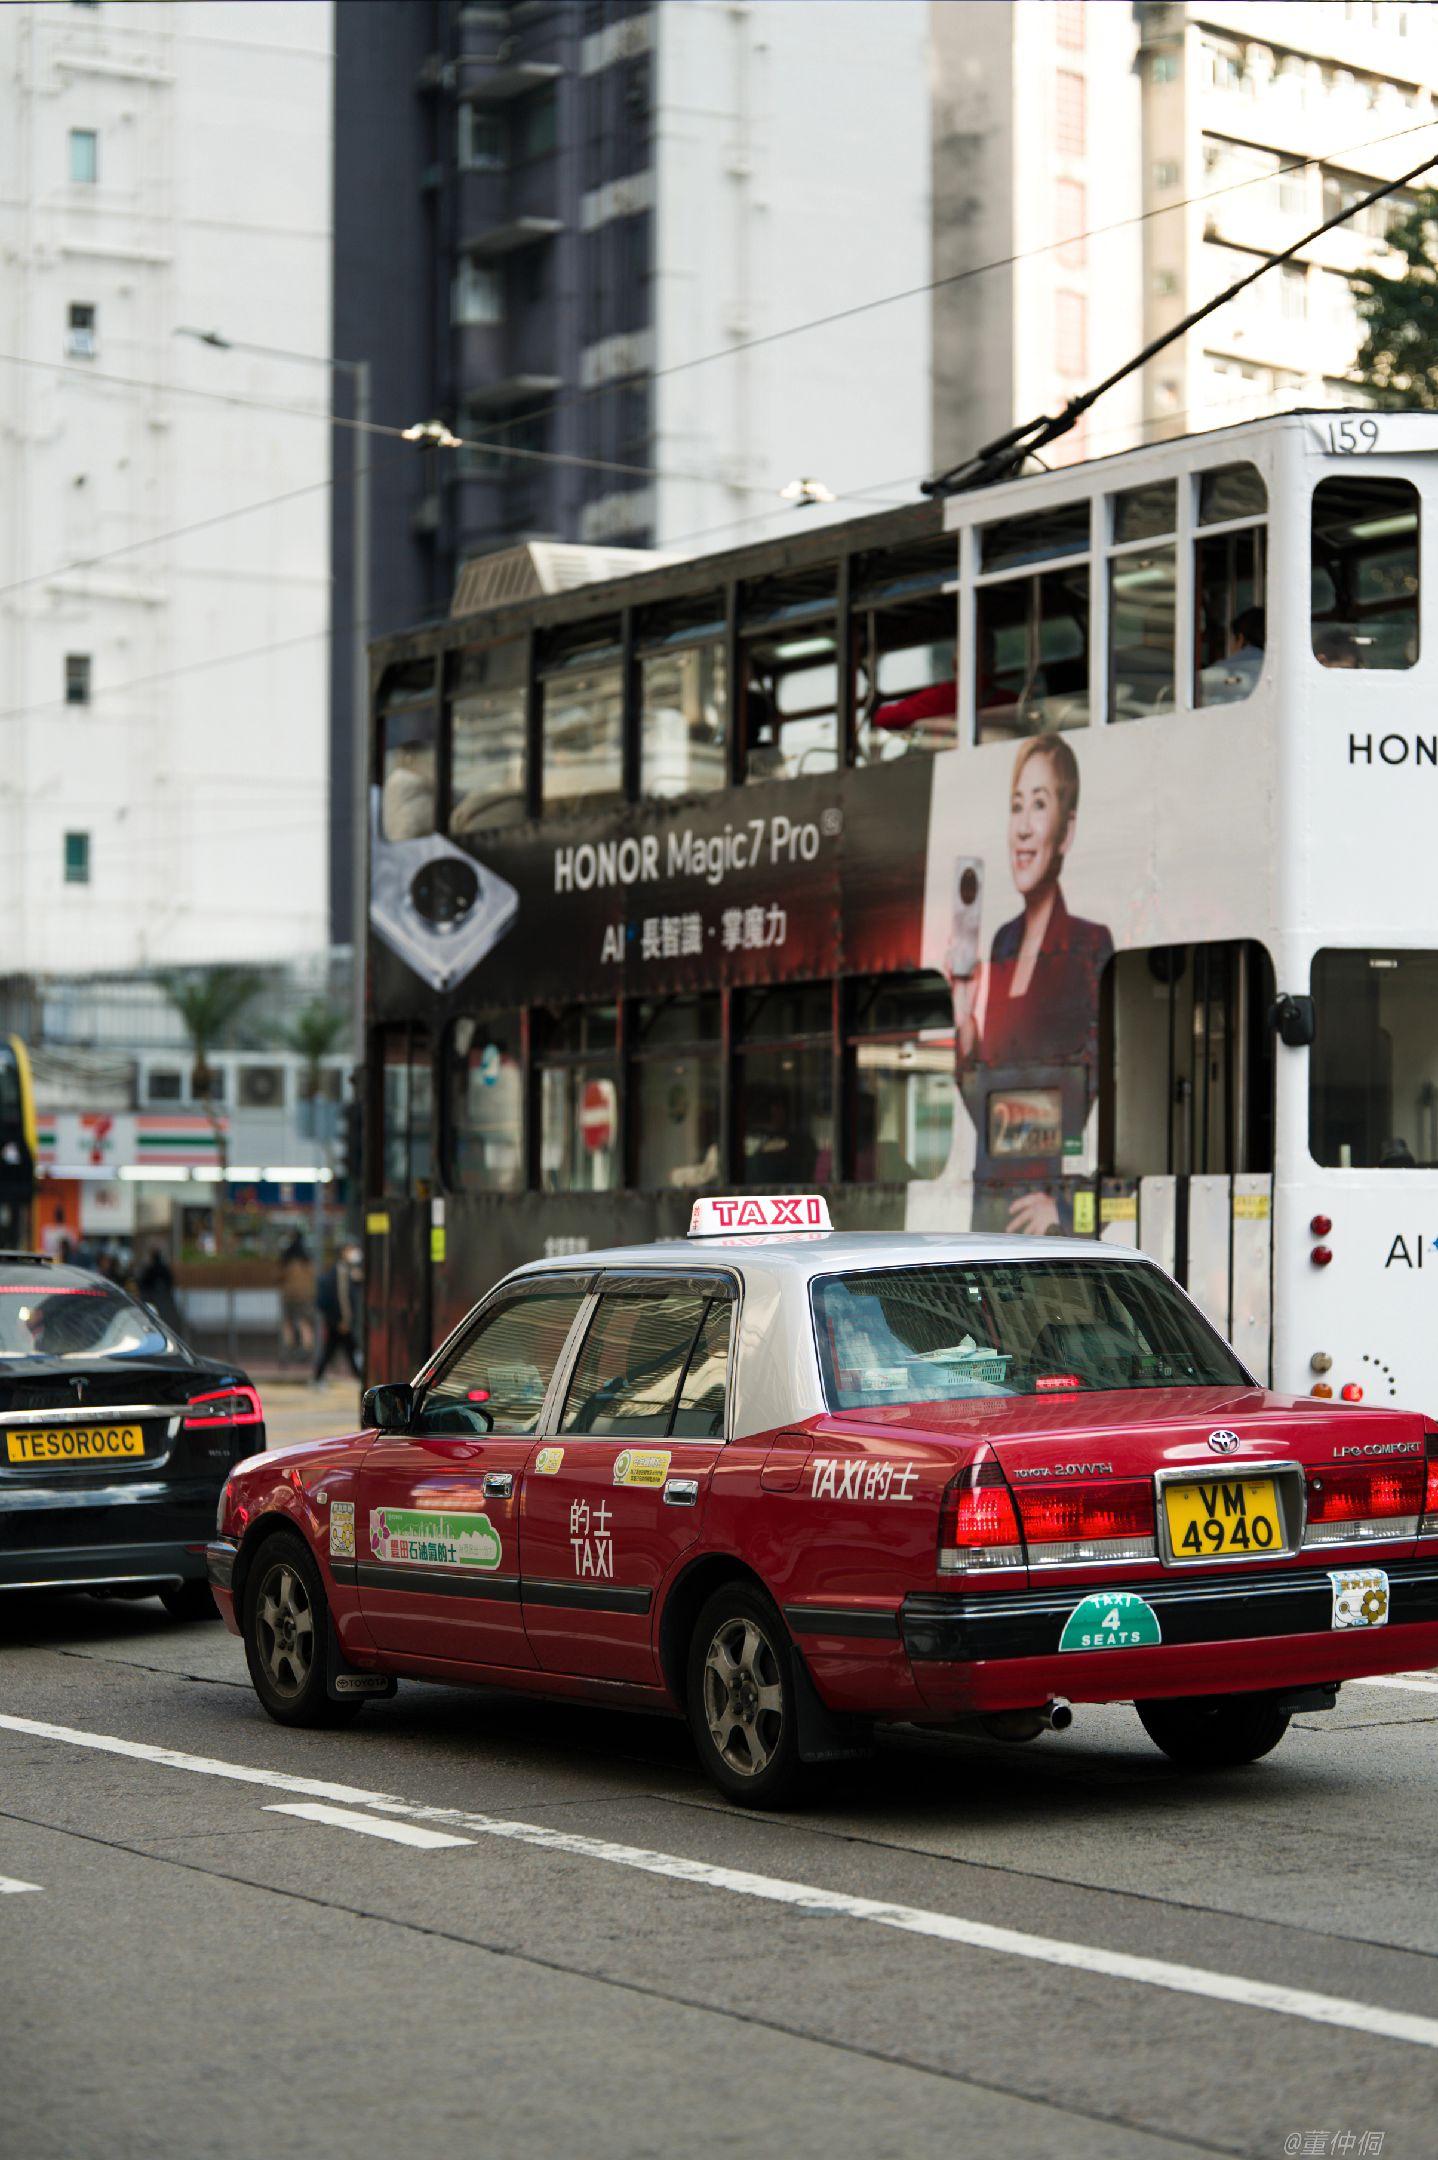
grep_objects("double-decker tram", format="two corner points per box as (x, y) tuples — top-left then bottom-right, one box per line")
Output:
(362, 410), (1438, 1414)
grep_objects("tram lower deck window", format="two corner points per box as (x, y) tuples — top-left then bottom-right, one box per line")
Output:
(630, 996), (720, 1190)
(847, 973), (955, 1183)
(734, 983), (833, 1186)
(444, 1015), (523, 1192)
(1311, 476), (1419, 670)
(1310, 949), (1438, 1168)
(537, 1004), (620, 1192)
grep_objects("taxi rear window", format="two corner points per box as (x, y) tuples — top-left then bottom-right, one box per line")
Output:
(810, 1260), (1245, 1410)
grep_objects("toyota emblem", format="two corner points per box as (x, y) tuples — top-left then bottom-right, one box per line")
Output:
(1207, 1429), (1240, 1454)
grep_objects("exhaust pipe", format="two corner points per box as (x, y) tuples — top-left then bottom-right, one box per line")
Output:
(973, 1697), (1074, 1744)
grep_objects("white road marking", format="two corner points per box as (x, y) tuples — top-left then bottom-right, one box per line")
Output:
(1347, 1673), (1438, 1696)
(4, 1710), (1438, 2052)
(0, 1875), (41, 1894)
(266, 1802), (473, 1849)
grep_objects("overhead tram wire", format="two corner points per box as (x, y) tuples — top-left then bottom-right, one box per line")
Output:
(923, 145), (1438, 495)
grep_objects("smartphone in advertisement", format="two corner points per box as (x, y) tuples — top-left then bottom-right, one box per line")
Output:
(945, 856), (984, 981)
(368, 791), (520, 995)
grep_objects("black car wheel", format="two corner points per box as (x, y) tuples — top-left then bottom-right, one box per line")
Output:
(158, 1579), (219, 1623)
(242, 1530), (359, 1728)
(686, 1582), (805, 1808)
(1136, 1692), (1291, 1769)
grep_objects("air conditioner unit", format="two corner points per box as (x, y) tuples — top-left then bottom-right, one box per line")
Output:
(65, 329), (96, 359)
(237, 1063), (285, 1110)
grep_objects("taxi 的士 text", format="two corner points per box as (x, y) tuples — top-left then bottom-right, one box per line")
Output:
(208, 1199), (1438, 1804)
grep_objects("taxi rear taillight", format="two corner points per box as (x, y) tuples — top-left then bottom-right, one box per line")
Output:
(184, 1386), (263, 1432)
(938, 1461), (1024, 1574)
(1304, 1458), (1425, 1546)
(1423, 1432), (1438, 1535)
(1015, 1480), (1157, 1566)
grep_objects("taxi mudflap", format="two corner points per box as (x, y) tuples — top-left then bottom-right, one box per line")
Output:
(209, 1198), (1438, 1803)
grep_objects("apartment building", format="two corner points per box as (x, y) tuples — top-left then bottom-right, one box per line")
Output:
(932, 1), (1438, 477)
(0, 0), (335, 973)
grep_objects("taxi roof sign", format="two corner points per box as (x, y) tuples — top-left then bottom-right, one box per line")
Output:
(688, 1194), (832, 1238)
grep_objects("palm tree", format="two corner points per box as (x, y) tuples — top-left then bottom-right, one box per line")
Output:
(277, 999), (349, 1108)
(159, 966), (263, 1247)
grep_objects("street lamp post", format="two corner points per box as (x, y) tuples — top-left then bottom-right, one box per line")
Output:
(174, 329), (371, 1097)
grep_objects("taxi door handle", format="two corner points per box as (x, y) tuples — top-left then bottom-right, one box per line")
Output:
(483, 1471), (514, 1498)
(664, 1477), (699, 1506)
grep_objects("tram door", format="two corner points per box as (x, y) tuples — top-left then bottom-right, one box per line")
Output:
(1101, 942), (1276, 1370)
(365, 1025), (435, 1388)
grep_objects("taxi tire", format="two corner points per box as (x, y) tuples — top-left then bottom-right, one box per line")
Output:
(242, 1529), (361, 1729)
(1136, 1692), (1291, 1769)
(159, 1579), (219, 1623)
(686, 1582), (805, 1809)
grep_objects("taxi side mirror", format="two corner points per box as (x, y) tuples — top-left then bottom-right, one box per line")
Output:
(362, 1381), (415, 1433)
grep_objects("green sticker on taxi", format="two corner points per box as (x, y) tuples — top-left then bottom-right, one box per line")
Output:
(1059, 1591), (1162, 1652)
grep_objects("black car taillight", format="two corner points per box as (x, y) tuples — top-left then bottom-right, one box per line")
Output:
(184, 1385), (263, 1432)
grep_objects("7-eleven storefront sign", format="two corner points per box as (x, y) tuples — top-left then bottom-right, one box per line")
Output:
(37, 1113), (228, 1176)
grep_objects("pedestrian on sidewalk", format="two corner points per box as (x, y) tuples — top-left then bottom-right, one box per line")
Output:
(312, 1241), (362, 1382)
(277, 1231), (314, 1366)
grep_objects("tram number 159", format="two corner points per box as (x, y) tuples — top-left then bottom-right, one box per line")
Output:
(1324, 416), (1380, 455)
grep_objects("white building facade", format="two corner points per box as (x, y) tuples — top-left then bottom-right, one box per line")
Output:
(931, 0), (1438, 477)
(0, 0), (335, 974)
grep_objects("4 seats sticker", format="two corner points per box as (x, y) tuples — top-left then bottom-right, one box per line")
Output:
(1059, 1592), (1162, 1652)
(369, 1507), (502, 1571)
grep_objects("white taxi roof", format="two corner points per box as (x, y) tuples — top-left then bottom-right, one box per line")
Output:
(509, 1231), (1153, 1442)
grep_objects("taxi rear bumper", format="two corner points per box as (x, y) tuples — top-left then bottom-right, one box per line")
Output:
(902, 1558), (1438, 1714)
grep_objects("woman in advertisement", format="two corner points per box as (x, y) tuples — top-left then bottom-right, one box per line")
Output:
(950, 734), (1113, 1233)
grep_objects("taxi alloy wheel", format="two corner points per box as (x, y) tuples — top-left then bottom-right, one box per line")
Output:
(1135, 1692), (1292, 1770)
(243, 1531), (360, 1728)
(687, 1583), (803, 1807)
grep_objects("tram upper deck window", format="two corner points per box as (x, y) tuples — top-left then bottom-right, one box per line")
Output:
(537, 1003), (620, 1191)
(853, 538), (959, 766)
(378, 661), (439, 842)
(1193, 462), (1267, 707)
(450, 640), (527, 837)
(1310, 949), (1438, 1168)
(1311, 476), (1419, 670)
(847, 972), (955, 1182)
(631, 995), (720, 1189)
(734, 983), (833, 1185)
(1108, 482), (1176, 723)
(540, 625), (624, 814)
(639, 598), (727, 800)
(741, 569), (839, 783)
(444, 1013), (523, 1193)
(975, 504), (1091, 744)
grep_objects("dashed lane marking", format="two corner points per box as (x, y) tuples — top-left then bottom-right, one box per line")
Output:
(4, 1710), (1438, 2053)
(266, 1802), (474, 1849)
(0, 1875), (41, 1894)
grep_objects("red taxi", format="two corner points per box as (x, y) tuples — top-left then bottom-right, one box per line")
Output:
(208, 1199), (1438, 1805)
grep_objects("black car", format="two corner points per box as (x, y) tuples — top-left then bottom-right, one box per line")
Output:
(0, 1252), (266, 1619)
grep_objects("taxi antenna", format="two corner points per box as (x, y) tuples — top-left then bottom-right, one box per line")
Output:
(922, 147), (1438, 499)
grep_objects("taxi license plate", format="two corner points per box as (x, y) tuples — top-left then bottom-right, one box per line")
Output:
(6, 1424), (145, 1466)
(1163, 1475), (1283, 1561)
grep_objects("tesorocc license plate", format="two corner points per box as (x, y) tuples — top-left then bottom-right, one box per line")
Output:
(6, 1424), (145, 1466)
(1164, 1475), (1283, 1560)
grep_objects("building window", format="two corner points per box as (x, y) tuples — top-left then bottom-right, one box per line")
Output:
(1056, 290), (1087, 376)
(1152, 52), (1179, 86)
(1056, 177), (1086, 268)
(519, 89), (558, 161)
(457, 104), (506, 172)
(1280, 264), (1308, 319)
(65, 654), (91, 706)
(66, 302), (96, 358)
(1056, 70), (1086, 156)
(63, 832), (90, 885)
(1153, 269), (1179, 297)
(69, 129), (98, 184)
(1054, 1), (1085, 51)
(146, 1069), (183, 1104)
(1152, 159), (1180, 189)
(453, 256), (504, 327)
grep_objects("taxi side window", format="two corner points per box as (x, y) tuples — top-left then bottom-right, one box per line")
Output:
(561, 1286), (723, 1438)
(671, 1299), (731, 1438)
(417, 1291), (584, 1437)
